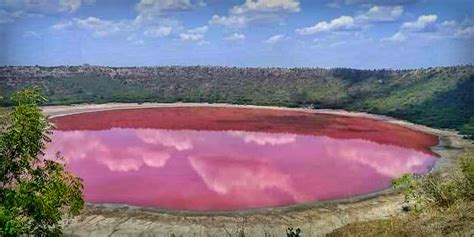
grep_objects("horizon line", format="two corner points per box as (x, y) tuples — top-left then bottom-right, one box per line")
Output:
(1, 64), (473, 71)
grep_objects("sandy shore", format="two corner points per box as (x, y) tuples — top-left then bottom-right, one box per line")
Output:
(42, 103), (470, 237)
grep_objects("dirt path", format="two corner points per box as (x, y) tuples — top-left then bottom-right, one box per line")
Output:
(42, 103), (469, 237)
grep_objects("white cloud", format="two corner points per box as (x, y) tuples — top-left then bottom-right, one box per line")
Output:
(52, 17), (131, 38)
(0, 0), (94, 21)
(75, 17), (111, 29)
(131, 0), (191, 38)
(441, 20), (456, 27)
(144, 26), (173, 37)
(382, 31), (407, 42)
(224, 32), (246, 41)
(297, 3), (405, 40)
(50, 4), (188, 44)
(236, 0), (300, 13)
(297, 5), (403, 36)
(381, 14), (474, 43)
(356, 5), (403, 22)
(135, 0), (205, 23)
(187, 25), (208, 34)
(309, 30), (372, 48)
(210, 0), (301, 28)
(52, 20), (73, 30)
(381, 14), (438, 43)
(296, 16), (355, 35)
(437, 19), (474, 39)
(327, 0), (418, 6)
(401, 14), (438, 32)
(180, 32), (205, 41)
(27, 0), (83, 13)
(136, 0), (195, 12)
(179, 25), (208, 43)
(264, 34), (287, 44)
(209, 14), (248, 28)
(130, 1), (196, 43)
(455, 27), (474, 39)
(132, 0), (203, 40)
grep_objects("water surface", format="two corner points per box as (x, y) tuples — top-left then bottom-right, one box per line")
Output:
(46, 107), (439, 211)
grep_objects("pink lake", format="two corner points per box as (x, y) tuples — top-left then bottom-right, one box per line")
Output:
(46, 107), (439, 211)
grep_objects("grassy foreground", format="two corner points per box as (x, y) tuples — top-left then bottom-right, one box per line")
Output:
(329, 148), (474, 237)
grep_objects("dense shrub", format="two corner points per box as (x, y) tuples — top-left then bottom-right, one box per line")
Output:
(393, 150), (474, 211)
(0, 89), (83, 236)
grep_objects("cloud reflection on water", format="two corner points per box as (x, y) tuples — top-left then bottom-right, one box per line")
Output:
(45, 127), (436, 210)
(229, 131), (297, 146)
(136, 129), (194, 151)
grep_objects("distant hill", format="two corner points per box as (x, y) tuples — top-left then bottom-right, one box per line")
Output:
(1, 65), (473, 138)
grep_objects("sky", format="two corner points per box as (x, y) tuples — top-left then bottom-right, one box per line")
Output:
(0, 0), (473, 69)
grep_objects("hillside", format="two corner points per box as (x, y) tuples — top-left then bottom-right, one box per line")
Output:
(1, 65), (473, 138)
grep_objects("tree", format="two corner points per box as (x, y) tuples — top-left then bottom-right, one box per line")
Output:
(0, 89), (83, 236)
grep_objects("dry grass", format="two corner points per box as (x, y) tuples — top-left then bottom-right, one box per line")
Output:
(329, 148), (474, 237)
(328, 201), (473, 237)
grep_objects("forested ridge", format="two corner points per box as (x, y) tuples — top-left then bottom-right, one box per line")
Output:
(1, 65), (473, 138)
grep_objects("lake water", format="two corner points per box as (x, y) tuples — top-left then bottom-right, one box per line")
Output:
(46, 107), (439, 211)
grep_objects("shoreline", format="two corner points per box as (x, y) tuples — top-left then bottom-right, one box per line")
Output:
(43, 103), (469, 236)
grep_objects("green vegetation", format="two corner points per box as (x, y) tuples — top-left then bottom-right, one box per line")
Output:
(0, 89), (83, 236)
(329, 148), (474, 236)
(461, 117), (474, 139)
(0, 108), (8, 130)
(392, 157), (473, 212)
(1, 65), (473, 138)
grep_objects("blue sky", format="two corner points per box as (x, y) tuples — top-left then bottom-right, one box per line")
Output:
(0, 0), (473, 68)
